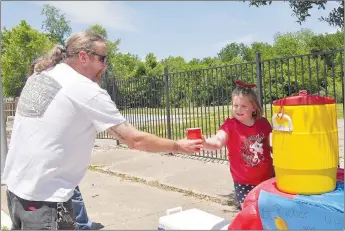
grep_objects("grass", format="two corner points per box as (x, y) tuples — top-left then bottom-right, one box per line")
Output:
(110, 104), (344, 141)
(1, 226), (9, 230)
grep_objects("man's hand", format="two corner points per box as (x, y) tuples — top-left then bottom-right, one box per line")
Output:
(107, 122), (203, 153)
(175, 138), (203, 154)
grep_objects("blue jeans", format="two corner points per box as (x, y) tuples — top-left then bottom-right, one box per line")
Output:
(72, 186), (93, 230)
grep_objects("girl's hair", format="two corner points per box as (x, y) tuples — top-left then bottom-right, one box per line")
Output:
(232, 86), (263, 120)
(34, 31), (105, 72)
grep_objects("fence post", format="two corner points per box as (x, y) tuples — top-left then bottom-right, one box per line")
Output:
(164, 67), (172, 139)
(0, 75), (8, 175)
(109, 64), (121, 145)
(113, 80), (120, 145)
(111, 81), (116, 103)
(255, 52), (264, 106)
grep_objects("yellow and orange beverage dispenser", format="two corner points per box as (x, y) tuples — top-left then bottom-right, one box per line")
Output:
(271, 90), (339, 195)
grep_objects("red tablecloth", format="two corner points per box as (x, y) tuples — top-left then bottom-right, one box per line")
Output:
(228, 168), (344, 230)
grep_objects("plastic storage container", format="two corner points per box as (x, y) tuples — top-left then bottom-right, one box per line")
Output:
(158, 207), (229, 230)
(271, 90), (339, 194)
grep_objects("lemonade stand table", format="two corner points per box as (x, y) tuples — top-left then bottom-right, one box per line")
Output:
(228, 168), (344, 230)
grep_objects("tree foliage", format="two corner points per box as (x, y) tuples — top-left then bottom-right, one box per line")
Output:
(41, 4), (72, 45)
(86, 24), (108, 40)
(111, 29), (344, 108)
(248, 0), (344, 29)
(1, 21), (54, 96)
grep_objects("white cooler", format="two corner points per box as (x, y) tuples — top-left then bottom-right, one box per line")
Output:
(158, 207), (229, 230)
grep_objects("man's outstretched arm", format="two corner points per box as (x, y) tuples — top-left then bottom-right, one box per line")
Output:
(107, 122), (202, 154)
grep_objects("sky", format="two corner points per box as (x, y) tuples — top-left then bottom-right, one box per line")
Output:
(1, 1), (341, 62)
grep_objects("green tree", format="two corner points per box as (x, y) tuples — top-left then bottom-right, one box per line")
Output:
(113, 53), (141, 79)
(144, 53), (164, 76)
(130, 53), (165, 107)
(307, 30), (344, 53)
(1, 20), (54, 96)
(111, 53), (142, 108)
(218, 42), (252, 62)
(41, 4), (72, 45)
(250, 42), (274, 59)
(272, 29), (315, 56)
(162, 56), (188, 72)
(86, 24), (108, 39)
(247, 0), (344, 29)
(106, 28), (344, 110)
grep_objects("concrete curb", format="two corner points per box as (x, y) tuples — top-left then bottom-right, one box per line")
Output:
(1, 210), (12, 229)
(89, 165), (239, 208)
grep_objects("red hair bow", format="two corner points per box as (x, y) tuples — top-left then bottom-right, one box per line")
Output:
(235, 80), (256, 89)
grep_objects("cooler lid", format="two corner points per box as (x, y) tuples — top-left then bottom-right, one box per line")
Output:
(272, 90), (335, 106)
(158, 208), (229, 230)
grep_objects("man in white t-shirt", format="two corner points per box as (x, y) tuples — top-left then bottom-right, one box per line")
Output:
(2, 31), (202, 230)
(30, 56), (96, 230)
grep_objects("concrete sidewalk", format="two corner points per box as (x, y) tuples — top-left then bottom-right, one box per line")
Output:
(1, 169), (237, 229)
(91, 140), (236, 206)
(1, 140), (239, 229)
(91, 127), (344, 204)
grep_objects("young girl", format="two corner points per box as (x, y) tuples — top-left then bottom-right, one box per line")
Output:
(203, 80), (274, 208)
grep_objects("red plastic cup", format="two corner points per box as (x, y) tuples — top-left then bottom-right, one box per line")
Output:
(186, 128), (202, 152)
(186, 128), (202, 139)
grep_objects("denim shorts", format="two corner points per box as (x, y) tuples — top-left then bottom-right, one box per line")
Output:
(6, 189), (78, 230)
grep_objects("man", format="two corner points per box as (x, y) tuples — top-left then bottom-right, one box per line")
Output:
(2, 31), (202, 230)
(30, 57), (94, 230)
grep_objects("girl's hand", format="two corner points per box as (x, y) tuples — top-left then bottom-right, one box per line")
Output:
(202, 131), (228, 151)
(201, 135), (207, 144)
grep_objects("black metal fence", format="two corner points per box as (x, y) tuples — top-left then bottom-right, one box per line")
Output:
(99, 49), (345, 160)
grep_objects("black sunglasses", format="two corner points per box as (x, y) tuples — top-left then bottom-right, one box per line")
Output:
(89, 52), (107, 63)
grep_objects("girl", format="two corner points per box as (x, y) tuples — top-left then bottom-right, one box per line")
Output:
(203, 80), (274, 208)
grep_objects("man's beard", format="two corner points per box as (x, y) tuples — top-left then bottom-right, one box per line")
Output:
(95, 69), (104, 83)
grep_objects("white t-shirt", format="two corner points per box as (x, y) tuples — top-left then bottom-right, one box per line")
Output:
(2, 63), (126, 202)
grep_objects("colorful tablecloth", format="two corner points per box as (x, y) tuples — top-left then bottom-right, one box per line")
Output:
(228, 168), (344, 230)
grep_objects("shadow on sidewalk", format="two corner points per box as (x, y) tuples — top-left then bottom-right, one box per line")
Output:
(91, 222), (105, 230)
(217, 191), (241, 211)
